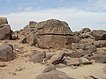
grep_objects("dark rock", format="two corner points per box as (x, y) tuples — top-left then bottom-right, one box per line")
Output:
(101, 34), (106, 40)
(29, 50), (46, 63)
(27, 32), (36, 46)
(0, 44), (15, 61)
(0, 24), (12, 40)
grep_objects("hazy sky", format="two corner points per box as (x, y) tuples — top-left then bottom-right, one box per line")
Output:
(0, 0), (106, 31)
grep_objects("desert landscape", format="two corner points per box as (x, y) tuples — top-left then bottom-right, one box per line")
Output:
(0, 17), (106, 79)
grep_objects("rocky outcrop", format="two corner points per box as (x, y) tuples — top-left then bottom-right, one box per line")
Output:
(21, 19), (73, 49)
(0, 17), (12, 40)
(0, 44), (16, 61)
(35, 19), (73, 49)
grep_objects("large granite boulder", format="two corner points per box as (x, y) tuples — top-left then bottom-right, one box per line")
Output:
(0, 24), (12, 40)
(0, 17), (12, 40)
(35, 19), (73, 49)
(0, 44), (15, 61)
(21, 19), (73, 49)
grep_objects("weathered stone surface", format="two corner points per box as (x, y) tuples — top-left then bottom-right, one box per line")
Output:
(0, 24), (12, 40)
(21, 19), (73, 49)
(29, 50), (46, 63)
(64, 57), (80, 66)
(0, 44), (15, 61)
(72, 32), (81, 43)
(80, 33), (94, 39)
(47, 52), (65, 65)
(12, 31), (18, 40)
(80, 28), (91, 33)
(71, 43), (86, 50)
(88, 55), (106, 63)
(84, 45), (97, 55)
(27, 32), (36, 46)
(29, 21), (37, 26)
(69, 49), (85, 58)
(0, 17), (8, 25)
(36, 35), (73, 49)
(91, 30), (106, 40)
(79, 39), (95, 46)
(101, 34), (106, 40)
(34, 19), (73, 49)
(79, 57), (92, 65)
(42, 64), (56, 73)
(94, 40), (106, 47)
(36, 70), (73, 79)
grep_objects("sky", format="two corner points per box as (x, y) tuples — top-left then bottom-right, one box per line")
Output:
(0, 0), (106, 31)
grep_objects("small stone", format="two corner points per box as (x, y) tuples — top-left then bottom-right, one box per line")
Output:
(15, 67), (24, 72)
(12, 72), (17, 75)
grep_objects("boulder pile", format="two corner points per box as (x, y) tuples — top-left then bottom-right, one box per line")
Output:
(19, 19), (73, 49)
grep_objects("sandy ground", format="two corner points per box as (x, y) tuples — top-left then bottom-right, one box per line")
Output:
(0, 40), (106, 79)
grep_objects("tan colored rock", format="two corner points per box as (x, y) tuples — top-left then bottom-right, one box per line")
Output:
(29, 50), (46, 63)
(35, 19), (73, 49)
(91, 30), (106, 40)
(0, 44), (16, 61)
(0, 17), (8, 25)
(47, 52), (65, 65)
(42, 64), (56, 73)
(36, 70), (73, 79)
(0, 24), (12, 40)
